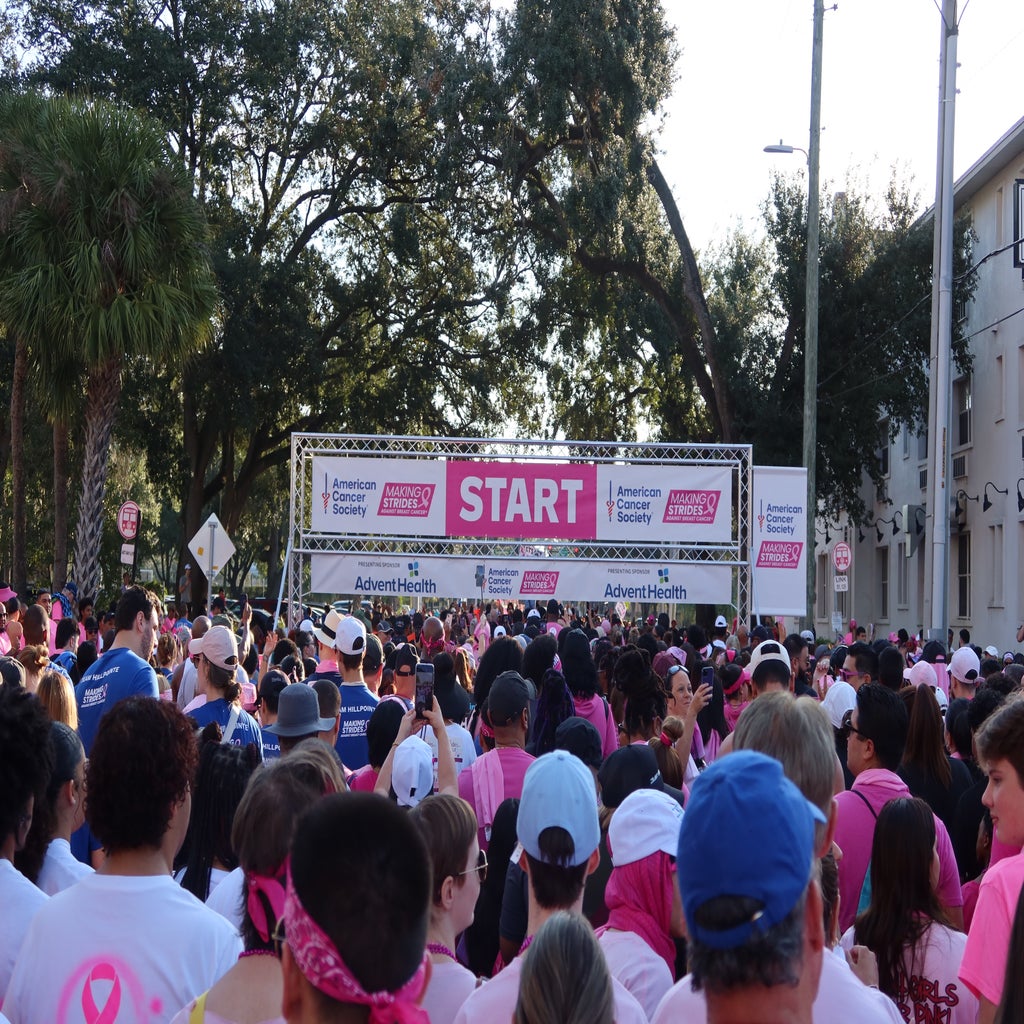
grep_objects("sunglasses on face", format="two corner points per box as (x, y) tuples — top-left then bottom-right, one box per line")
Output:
(840, 708), (870, 742)
(456, 848), (488, 883)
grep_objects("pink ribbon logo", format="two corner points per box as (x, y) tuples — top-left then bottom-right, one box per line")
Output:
(81, 963), (122, 1024)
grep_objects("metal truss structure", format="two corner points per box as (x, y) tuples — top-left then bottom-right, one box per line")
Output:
(286, 434), (753, 625)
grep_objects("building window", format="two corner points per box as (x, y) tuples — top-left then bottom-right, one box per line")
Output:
(917, 426), (928, 462)
(990, 524), (1004, 608)
(996, 355), (1005, 422)
(877, 419), (890, 478)
(877, 546), (889, 621)
(896, 541), (909, 609)
(816, 553), (828, 621)
(956, 532), (971, 620)
(953, 377), (971, 448)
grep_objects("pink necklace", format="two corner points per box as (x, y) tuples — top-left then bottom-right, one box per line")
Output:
(238, 949), (277, 960)
(426, 942), (457, 961)
(518, 935), (534, 955)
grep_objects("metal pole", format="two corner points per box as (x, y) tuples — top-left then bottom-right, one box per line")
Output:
(208, 519), (217, 605)
(803, 0), (824, 629)
(926, 0), (958, 643)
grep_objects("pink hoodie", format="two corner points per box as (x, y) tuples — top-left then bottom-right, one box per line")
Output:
(571, 693), (618, 758)
(834, 768), (962, 933)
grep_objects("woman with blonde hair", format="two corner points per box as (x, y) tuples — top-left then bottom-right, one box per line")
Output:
(514, 912), (614, 1024)
(37, 669), (78, 729)
(15, 644), (48, 693)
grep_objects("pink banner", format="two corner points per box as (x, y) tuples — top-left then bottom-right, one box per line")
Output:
(445, 462), (597, 539)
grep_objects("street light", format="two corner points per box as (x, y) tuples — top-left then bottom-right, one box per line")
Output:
(762, 1), (824, 634)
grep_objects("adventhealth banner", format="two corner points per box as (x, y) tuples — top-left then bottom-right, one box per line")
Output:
(750, 465), (808, 616)
(311, 457), (732, 544)
(311, 554), (732, 604)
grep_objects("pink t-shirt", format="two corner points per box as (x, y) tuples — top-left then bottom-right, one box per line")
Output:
(452, 947), (646, 1024)
(834, 769), (962, 934)
(842, 921), (977, 1024)
(347, 765), (380, 792)
(458, 747), (534, 852)
(572, 694), (618, 758)
(651, 945), (902, 1024)
(959, 849), (1024, 1005)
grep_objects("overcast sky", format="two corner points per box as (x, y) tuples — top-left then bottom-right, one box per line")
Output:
(658, 0), (1023, 251)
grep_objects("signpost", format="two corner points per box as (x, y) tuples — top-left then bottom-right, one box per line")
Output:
(833, 574), (849, 592)
(188, 514), (236, 587)
(831, 542), (852, 574)
(117, 501), (141, 579)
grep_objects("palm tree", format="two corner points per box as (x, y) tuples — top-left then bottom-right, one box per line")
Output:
(0, 92), (217, 599)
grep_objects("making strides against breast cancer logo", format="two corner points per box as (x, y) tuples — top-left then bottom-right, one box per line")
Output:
(58, 958), (156, 1023)
(663, 490), (721, 525)
(756, 541), (804, 570)
(378, 482), (436, 518)
(520, 570), (559, 596)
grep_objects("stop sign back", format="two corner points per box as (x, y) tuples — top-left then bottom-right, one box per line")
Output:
(832, 541), (852, 573)
(117, 501), (141, 541)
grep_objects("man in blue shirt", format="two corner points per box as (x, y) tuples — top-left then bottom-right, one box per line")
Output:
(76, 586), (160, 753)
(334, 616), (378, 771)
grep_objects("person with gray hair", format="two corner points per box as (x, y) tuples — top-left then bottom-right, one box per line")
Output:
(653, 695), (903, 1024)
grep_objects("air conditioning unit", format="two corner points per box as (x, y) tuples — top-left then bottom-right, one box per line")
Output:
(952, 453), (968, 479)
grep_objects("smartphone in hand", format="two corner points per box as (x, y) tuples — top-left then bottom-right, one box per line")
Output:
(415, 663), (435, 717)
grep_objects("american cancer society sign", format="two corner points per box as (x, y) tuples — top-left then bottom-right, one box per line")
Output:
(751, 465), (808, 617)
(311, 457), (732, 544)
(311, 554), (732, 604)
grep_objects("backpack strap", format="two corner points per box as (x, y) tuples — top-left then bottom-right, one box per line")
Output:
(188, 991), (208, 1024)
(851, 787), (879, 819)
(221, 704), (241, 745)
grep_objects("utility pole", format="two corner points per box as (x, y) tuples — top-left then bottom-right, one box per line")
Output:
(803, 0), (824, 629)
(924, 0), (958, 642)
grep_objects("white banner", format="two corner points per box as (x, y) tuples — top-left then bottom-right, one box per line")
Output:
(311, 554), (731, 605)
(311, 457), (732, 544)
(750, 465), (808, 616)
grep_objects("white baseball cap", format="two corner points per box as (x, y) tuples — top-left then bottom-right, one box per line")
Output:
(608, 788), (684, 867)
(334, 616), (367, 657)
(391, 736), (435, 808)
(949, 646), (981, 684)
(188, 625), (238, 671)
(903, 660), (937, 689)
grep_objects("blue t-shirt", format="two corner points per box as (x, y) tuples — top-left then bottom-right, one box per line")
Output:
(336, 683), (379, 771)
(76, 646), (160, 753)
(187, 698), (263, 755)
(262, 734), (281, 760)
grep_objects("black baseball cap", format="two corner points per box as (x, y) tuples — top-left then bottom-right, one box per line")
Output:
(555, 716), (603, 770)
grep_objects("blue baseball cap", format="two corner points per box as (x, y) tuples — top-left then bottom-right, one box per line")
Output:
(518, 750), (600, 867)
(677, 750), (825, 950)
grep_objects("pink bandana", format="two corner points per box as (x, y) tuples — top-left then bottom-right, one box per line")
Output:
(597, 851), (677, 977)
(247, 870), (286, 944)
(284, 870), (430, 1023)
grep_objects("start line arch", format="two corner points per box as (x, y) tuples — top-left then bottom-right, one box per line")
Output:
(285, 434), (754, 626)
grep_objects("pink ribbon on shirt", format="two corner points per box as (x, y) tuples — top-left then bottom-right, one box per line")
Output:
(81, 963), (122, 1024)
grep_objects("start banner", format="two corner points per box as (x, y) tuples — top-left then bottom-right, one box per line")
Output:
(311, 457), (732, 544)
(310, 553), (732, 604)
(750, 465), (808, 617)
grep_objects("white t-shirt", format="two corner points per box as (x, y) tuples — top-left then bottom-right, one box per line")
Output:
(2, 872), (241, 1023)
(173, 865), (232, 903)
(598, 928), (674, 1020)
(205, 867), (245, 933)
(0, 860), (48, 1002)
(452, 946), (647, 1024)
(651, 944), (903, 1023)
(423, 722), (478, 788)
(419, 960), (477, 1024)
(37, 838), (94, 897)
(841, 921), (977, 1024)
(176, 658), (198, 710)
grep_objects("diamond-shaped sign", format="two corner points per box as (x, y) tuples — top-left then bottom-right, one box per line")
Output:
(188, 514), (236, 581)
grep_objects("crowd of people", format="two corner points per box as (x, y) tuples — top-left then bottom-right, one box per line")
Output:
(2, 578), (1024, 1023)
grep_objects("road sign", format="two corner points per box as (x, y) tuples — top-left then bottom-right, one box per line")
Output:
(833, 574), (849, 592)
(117, 501), (141, 541)
(188, 514), (236, 581)
(120, 543), (135, 566)
(832, 542), (852, 573)
(831, 613), (843, 634)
